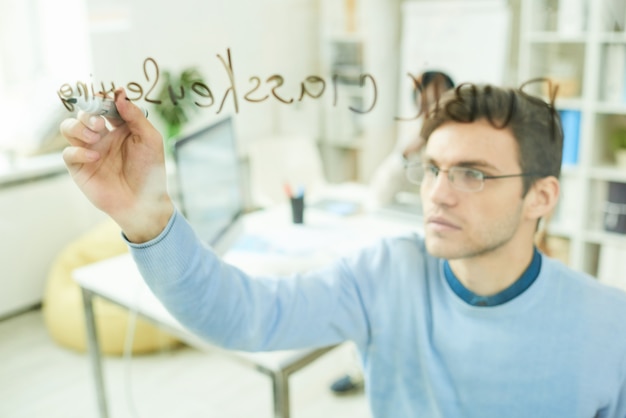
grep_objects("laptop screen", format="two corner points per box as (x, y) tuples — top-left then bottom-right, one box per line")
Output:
(173, 117), (244, 248)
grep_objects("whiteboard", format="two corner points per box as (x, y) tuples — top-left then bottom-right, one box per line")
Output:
(396, 0), (511, 134)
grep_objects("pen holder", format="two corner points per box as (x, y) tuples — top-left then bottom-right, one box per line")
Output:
(290, 195), (305, 224)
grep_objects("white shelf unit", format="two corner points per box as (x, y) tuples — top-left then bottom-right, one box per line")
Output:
(317, 34), (367, 183)
(519, 0), (626, 279)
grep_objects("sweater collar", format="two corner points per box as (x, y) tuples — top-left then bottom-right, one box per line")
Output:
(443, 248), (542, 307)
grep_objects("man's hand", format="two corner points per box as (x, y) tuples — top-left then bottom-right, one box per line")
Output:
(60, 88), (174, 243)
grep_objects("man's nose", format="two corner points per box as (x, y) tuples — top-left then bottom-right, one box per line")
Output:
(425, 171), (458, 206)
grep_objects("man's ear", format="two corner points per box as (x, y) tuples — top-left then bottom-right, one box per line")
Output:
(524, 176), (560, 221)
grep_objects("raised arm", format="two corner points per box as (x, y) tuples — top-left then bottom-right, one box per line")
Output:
(60, 88), (174, 243)
(60, 91), (375, 352)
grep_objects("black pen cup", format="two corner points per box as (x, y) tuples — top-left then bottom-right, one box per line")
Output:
(290, 195), (305, 224)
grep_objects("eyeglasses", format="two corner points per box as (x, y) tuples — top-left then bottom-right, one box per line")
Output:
(405, 162), (545, 192)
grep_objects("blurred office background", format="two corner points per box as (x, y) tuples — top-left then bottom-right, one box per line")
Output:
(2, 0), (626, 417)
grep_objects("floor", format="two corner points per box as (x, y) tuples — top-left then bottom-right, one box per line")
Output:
(0, 308), (370, 418)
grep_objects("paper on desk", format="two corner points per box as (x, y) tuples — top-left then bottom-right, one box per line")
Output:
(231, 224), (380, 257)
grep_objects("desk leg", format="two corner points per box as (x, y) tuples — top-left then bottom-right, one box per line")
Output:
(81, 288), (109, 418)
(271, 371), (290, 418)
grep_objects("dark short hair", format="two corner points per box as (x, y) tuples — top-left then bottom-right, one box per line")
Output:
(420, 83), (563, 196)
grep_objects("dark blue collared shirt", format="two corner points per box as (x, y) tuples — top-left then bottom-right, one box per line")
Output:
(443, 247), (542, 307)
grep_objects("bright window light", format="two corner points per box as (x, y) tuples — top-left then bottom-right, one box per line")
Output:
(0, 0), (90, 155)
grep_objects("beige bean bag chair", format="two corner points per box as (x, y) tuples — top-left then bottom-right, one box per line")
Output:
(43, 219), (180, 355)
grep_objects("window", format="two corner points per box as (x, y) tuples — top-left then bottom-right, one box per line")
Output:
(0, 0), (90, 154)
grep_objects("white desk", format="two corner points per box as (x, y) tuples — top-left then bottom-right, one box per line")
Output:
(74, 201), (419, 418)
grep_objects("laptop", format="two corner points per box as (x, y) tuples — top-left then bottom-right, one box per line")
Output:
(173, 117), (245, 256)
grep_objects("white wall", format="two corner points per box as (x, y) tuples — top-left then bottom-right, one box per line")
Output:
(0, 173), (105, 318)
(85, 0), (322, 148)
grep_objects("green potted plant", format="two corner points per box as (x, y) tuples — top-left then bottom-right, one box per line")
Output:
(610, 128), (626, 168)
(154, 67), (206, 154)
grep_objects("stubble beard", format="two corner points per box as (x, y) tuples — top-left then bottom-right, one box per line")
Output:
(424, 204), (524, 261)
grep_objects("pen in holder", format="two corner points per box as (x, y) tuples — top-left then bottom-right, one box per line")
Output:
(284, 183), (305, 224)
(290, 194), (305, 224)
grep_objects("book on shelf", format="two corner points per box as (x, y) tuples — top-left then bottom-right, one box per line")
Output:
(559, 110), (580, 165)
(604, 181), (626, 234)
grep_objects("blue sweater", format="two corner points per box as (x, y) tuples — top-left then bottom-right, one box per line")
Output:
(128, 210), (626, 418)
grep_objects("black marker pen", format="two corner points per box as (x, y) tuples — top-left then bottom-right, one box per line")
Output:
(68, 96), (148, 119)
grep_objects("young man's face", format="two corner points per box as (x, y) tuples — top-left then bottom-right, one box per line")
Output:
(420, 119), (530, 260)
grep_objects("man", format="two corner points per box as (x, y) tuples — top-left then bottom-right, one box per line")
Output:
(61, 84), (626, 417)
